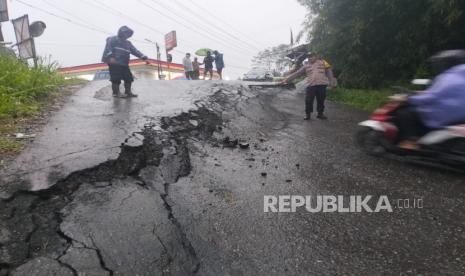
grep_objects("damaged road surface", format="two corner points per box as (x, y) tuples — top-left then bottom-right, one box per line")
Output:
(0, 80), (238, 275)
(1, 80), (465, 275)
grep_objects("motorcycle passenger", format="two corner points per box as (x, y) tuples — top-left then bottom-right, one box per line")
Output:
(397, 50), (465, 150)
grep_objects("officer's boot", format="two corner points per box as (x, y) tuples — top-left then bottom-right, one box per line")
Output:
(124, 82), (138, 97)
(112, 83), (123, 97)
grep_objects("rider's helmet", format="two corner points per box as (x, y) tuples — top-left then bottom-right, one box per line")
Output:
(429, 49), (465, 76)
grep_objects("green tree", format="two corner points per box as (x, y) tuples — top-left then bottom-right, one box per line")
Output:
(297, 0), (465, 88)
(252, 44), (291, 76)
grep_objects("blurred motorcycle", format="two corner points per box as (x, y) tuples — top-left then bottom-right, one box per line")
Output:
(356, 79), (465, 170)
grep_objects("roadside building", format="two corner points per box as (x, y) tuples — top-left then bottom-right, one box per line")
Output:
(58, 58), (219, 81)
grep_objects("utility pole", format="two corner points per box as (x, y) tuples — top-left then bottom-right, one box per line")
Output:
(0, 23), (4, 42)
(145, 38), (163, 80)
(155, 42), (164, 80)
(164, 31), (177, 80)
(166, 51), (172, 80)
(0, 0), (9, 43)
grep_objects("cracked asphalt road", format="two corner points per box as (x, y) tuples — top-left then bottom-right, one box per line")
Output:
(167, 89), (465, 275)
(1, 81), (465, 275)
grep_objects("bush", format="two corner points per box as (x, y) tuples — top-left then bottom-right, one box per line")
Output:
(0, 51), (65, 119)
(297, 0), (465, 88)
(327, 87), (394, 112)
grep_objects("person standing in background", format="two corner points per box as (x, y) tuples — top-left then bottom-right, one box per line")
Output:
(200, 51), (214, 80)
(192, 57), (200, 80)
(213, 50), (225, 80)
(182, 53), (194, 80)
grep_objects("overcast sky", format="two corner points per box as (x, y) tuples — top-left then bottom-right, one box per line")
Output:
(3, 0), (307, 79)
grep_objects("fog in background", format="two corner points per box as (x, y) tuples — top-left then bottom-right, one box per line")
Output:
(3, 0), (306, 79)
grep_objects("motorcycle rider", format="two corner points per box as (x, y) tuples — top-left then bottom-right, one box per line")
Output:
(396, 50), (465, 150)
(102, 26), (148, 98)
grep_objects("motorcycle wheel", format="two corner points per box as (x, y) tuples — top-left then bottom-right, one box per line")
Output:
(355, 126), (387, 156)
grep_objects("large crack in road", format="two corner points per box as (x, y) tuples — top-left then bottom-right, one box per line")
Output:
(3, 82), (463, 275)
(0, 84), (250, 275)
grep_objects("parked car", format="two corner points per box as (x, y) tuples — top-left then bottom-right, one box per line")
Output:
(243, 68), (274, 82)
(93, 70), (110, 81)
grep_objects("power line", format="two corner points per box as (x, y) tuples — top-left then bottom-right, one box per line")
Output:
(42, 0), (248, 68)
(186, 0), (267, 49)
(19, 0), (151, 46)
(16, 1), (153, 56)
(170, 0), (262, 52)
(141, 0), (255, 56)
(155, 0), (259, 53)
(138, 1), (253, 70)
(16, 0), (112, 35)
(81, 0), (165, 36)
(80, 0), (205, 52)
(40, 0), (108, 34)
(83, 0), (164, 35)
(68, 0), (254, 66)
(140, 0), (253, 56)
(16, 0), (251, 73)
(78, 0), (184, 48)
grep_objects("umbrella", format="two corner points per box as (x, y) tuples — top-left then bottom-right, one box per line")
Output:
(195, 48), (214, 56)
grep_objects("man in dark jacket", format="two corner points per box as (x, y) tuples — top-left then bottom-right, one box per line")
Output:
(213, 50), (225, 80)
(200, 51), (214, 80)
(102, 26), (148, 97)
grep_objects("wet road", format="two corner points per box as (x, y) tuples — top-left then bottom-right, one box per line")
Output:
(0, 80), (230, 196)
(1, 81), (465, 275)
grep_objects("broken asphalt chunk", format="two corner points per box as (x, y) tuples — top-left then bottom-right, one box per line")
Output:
(239, 142), (250, 149)
(189, 120), (199, 127)
(222, 136), (238, 148)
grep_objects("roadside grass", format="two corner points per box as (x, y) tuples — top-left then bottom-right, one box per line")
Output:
(0, 138), (24, 153)
(327, 87), (394, 112)
(0, 53), (65, 120)
(0, 50), (81, 157)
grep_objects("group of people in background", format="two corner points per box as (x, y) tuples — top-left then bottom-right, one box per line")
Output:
(102, 26), (227, 98)
(182, 50), (224, 80)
